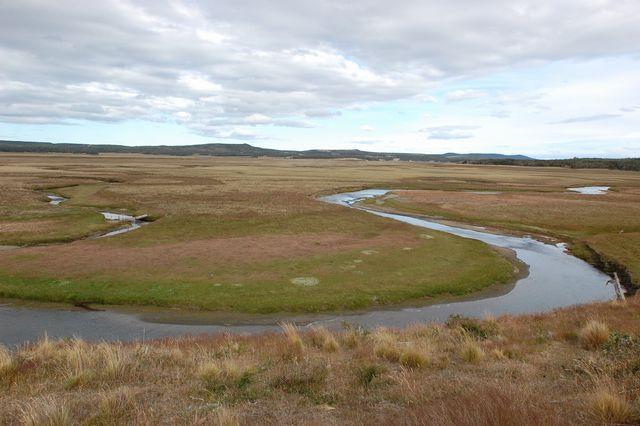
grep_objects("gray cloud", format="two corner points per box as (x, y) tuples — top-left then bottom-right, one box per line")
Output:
(1, 1), (640, 140)
(550, 114), (622, 124)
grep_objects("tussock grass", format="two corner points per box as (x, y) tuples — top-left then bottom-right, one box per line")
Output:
(399, 347), (429, 369)
(372, 330), (402, 363)
(309, 327), (340, 352)
(18, 397), (72, 426)
(0, 344), (14, 376)
(460, 339), (485, 363)
(588, 387), (637, 424)
(97, 343), (130, 381)
(579, 320), (610, 350)
(280, 322), (304, 358)
(1, 296), (640, 424)
(92, 386), (137, 424)
(341, 327), (366, 349)
(356, 363), (387, 386)
(60, 339), (92, 389)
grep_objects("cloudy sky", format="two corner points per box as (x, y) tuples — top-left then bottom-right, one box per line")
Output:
(1, 0), (639, 158)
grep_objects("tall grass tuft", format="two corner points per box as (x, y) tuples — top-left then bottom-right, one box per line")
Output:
(310, 326), (340, 352)
(280, 322), (304, 357)
(356, 363), (387, 386)
(61, 338), (92, 389)
(97, 343), (129, 381)
(372, 329), (401, 362)
(399, 348), (429, 369)
(0, 344), (14, 376)
(93, 386), (136, 423)
(18, 397), (72, 426)
(460, 340), (485, 363)
(579, 320), (610, 349)
(198, 359), (248, 396)
(23, 333), (56, 364)
(588, 387), (636, 424)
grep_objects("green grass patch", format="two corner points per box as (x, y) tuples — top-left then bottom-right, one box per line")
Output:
(0, 232), (514, 313)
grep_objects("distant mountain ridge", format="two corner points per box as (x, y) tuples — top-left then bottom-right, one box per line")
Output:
(0, 140), (533, 162)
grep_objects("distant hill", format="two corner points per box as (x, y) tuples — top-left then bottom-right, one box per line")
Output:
(0, 140), (533, 163)
(3, 139), (637, 170)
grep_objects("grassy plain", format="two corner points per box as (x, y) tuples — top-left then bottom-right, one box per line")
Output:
(1, 296), (639, 424)
(2, 154), (640, 312)
(362, 166), (640, 285)
(0, 154), (519, 313)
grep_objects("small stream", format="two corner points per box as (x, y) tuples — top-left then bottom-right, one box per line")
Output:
(46, 193), (146, 238)
(97, 212), (146, 238)
(0, 189), (614, 346)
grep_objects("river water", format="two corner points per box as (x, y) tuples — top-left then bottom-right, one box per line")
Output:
(0, 189), (614, 346)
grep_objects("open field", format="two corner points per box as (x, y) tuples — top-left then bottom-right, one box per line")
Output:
(1, 154), (639, 313)
(0, 154), (520, 313)
(1, 296), (639, 424)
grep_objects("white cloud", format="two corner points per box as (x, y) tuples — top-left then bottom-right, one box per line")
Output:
(178, 72), (222, 92)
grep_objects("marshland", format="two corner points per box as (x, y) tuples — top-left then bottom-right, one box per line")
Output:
(1, 153), (640, 424)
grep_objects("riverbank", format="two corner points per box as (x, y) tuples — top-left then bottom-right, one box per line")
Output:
(2, 295), (639, 424)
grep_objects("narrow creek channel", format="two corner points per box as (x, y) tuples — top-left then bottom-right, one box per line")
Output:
(0, 189), (615, 346)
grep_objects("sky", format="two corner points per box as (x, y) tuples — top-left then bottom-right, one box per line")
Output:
(1, 1), (639, 159)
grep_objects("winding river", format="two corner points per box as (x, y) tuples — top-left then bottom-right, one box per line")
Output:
(0, 189), (614, 346)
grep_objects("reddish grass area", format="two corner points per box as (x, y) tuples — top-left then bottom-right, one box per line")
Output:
(0, 231), (418, 277)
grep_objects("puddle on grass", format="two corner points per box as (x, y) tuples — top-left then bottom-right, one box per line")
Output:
(567, 186), (610, 195)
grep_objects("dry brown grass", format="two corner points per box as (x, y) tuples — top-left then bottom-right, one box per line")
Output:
(18, 397), (72, 426)
(280, 322), (304, 350)
(579, 320), (610, 349)
(460, 339), (485, 363)
(587, 388), (636, 424)
(0, 345), (13, 376)
(399, 347), (430, 369)
(1, 296), (639, 423)
(214, 407), (240, 426)
(309, 326), (340, 352)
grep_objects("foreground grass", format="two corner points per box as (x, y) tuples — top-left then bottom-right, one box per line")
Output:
(2, 296), (640, 424)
